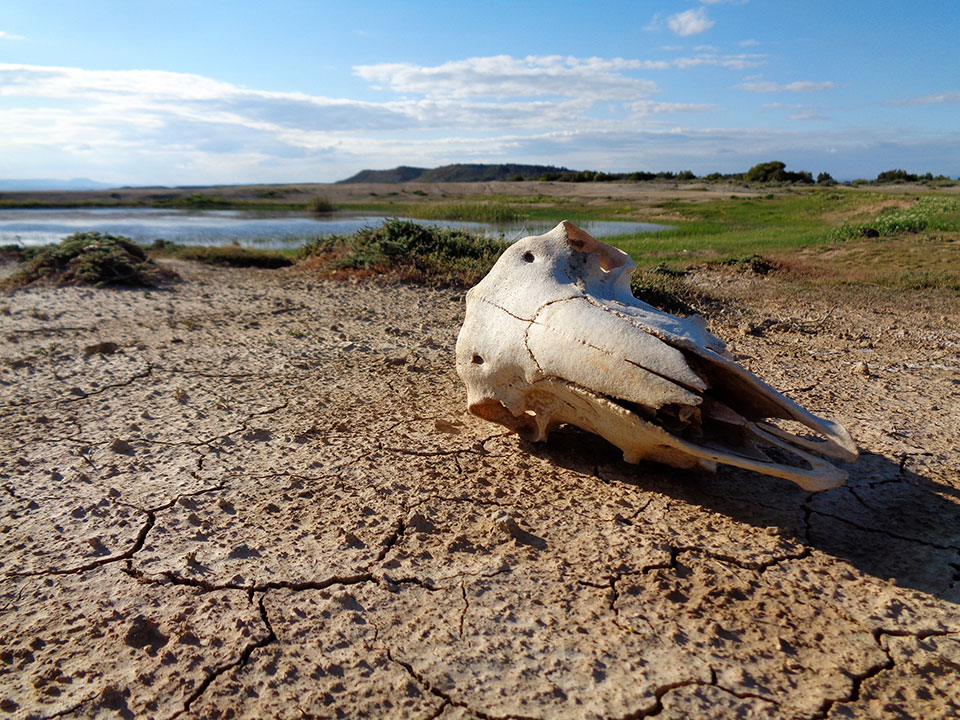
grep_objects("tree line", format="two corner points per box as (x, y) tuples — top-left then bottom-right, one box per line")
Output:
(528, 161), (955, 186)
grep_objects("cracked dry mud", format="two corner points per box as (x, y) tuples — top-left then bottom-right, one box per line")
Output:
(1, 258), (958, 719)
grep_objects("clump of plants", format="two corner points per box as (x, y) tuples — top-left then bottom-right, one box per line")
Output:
(711, 253), (779, 275)
(744, 161), (813, 184)
(298, 219), (505, 286)
(307, 196), (335, 214)
(4, 232), (176, 288)
(630, 263), (717, 316)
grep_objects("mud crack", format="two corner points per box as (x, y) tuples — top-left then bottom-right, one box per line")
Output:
(5, 483), (225, 580)
(170, 593), (277, 720)
(385, 647), (540, 720)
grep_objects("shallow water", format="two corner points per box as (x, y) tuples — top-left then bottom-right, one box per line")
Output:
(0, 208), (670, 248)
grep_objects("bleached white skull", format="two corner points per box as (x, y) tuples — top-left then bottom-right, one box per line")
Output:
(455, 221), (857, 492)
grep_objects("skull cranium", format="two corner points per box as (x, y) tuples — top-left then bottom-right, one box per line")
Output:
(455, 221), (857, 491)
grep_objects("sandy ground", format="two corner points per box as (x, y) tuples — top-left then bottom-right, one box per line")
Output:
(1, 259), (959, 719)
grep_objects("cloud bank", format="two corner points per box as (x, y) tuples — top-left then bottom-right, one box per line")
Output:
(0, 55), (954, 184)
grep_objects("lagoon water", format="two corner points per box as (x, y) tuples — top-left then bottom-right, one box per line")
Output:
(0, 208), (669, 248)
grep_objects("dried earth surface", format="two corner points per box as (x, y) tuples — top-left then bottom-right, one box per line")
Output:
(1, 258), (959, 719)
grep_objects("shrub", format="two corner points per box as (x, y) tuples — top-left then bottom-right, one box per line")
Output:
(816, 172), (836, 185)
(630, 264), (715, 315)
(876, 169), (918, 184)
(307, 196), (335, 214)
(745, 161), (814, 184)
(298, 219), (505, 287)
(4, 232), (175, 288)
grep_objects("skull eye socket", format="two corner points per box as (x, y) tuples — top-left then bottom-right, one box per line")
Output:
(472, 354), (484, 365)
(522, 251), (535, 263)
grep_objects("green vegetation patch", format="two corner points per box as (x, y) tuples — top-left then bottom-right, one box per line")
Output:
(4, 232), (176, 288)
(148, 240), (293, 268)
(411, 201), (528, 223)
(832, 195), (960, 240)
(630, 264), (717, 316)
(298, 219), (505, 286)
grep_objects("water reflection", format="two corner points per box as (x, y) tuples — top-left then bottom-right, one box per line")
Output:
(0, 208), (670, 248)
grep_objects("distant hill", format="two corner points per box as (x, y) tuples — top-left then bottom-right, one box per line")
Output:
(337, 163), (573, 184)
(337, 166), (428, 184)
(0, 178), (114, 191)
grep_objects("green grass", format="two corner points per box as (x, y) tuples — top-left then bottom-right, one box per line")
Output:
(609, 190), (863, 262)
(401, 201), (528, 223)
(147, 240), (294, 268)
(831, 195), (960, 240)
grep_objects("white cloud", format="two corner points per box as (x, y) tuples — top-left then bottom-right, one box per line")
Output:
(630, 101), (714, 116)
(672, 53), (765, 70)
(356, 53), (765, 101)
(737, 78), (836, 93)
(354, 55), (660, 102)
(666, 8), (715, 37)
(739, 39), (760, 47)
(886, 91), (960, 105)
(0, 30), (25, 40)
(764, 103), (827, 121)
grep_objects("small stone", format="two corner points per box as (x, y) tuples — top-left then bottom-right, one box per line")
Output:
(83, 341), (119, 355)
(433, 419), (461, 435)
(109, 438), (134, 454)
(405, 510), (436, 534)
(494, 511), (525, 540)
(0, 698), (20, 712)
(86, 537), (108, 554)
(124, 616), (167, 652)
(342, 531), (365, 548)
(852, 361), (870, 376)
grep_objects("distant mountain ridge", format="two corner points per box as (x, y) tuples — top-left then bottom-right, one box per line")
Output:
(0, 178), (114, 191)
(337, 163), (573, 184)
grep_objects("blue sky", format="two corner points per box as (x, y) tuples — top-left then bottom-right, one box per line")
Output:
(1, 0), (958, 185)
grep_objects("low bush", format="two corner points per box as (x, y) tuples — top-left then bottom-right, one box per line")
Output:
(307, 196), (335, 214)
(298, 219), (505, 286)
(4, 232), (176, 288)
(630, 264), (715, 315)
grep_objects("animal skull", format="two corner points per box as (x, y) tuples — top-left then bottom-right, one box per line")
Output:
(455, 221), (857, 491)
